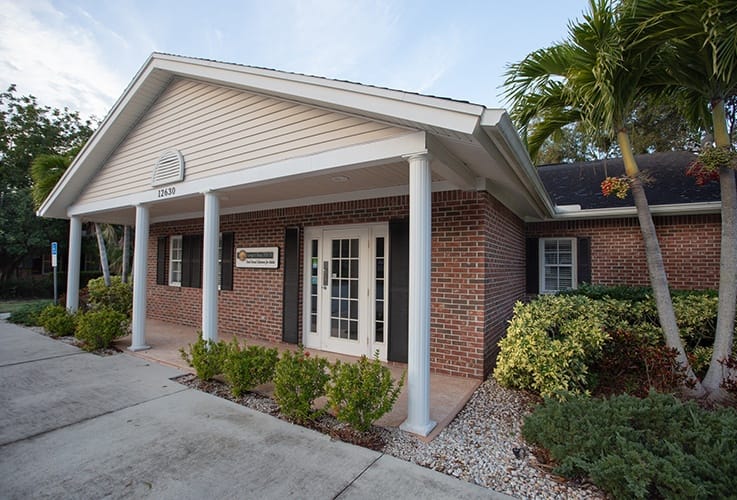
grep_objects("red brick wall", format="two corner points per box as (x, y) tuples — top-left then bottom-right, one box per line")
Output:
(482, 193), (526, 376)
(147, 190), (515, 379)
(526, 214), (721, 290)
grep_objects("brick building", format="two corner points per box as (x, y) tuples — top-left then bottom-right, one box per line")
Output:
(38, 54), (723, 436)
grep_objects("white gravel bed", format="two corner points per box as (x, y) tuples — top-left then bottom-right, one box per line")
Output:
(382, 379), (607, 499)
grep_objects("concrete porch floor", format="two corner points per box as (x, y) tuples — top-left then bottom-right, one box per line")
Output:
(115, 319), (479, 442)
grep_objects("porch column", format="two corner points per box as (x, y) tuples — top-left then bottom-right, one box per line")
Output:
(65, 215), (82, 313)
(202, 191), (219, 343)
(130, 204), (150, 351)
(400, 152), (436, 437)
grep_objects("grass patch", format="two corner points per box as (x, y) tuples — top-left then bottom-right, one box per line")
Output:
(0, 299), (53, 314)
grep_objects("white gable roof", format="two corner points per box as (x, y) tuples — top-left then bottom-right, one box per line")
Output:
(38, 53), (554, 221)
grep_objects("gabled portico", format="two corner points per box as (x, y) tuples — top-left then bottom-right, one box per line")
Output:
(38, 53), (551, 437)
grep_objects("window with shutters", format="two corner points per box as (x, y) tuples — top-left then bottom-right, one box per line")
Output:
(169, 235), (183, 286)
(164, 233), (232, 289)
(539, 238), (577, 293)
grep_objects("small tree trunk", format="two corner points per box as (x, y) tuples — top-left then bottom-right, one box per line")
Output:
(95, 222), (111, 287)
(121, 225), (130, 284)
(702, 99), (737, 400)
(618, 130), (705, 398)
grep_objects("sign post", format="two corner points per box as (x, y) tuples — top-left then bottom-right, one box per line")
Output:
(51, 242), (58, 305)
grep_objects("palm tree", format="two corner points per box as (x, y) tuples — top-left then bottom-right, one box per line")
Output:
(31, 153), (112, 286)
(626, 0), (737, 400)
(503, 0), (705, 396)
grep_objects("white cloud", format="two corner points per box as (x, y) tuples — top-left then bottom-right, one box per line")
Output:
(0, 0), (128, 119)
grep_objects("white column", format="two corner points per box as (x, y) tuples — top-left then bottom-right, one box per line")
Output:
(65, 215), (82, 313)
(202, 191), (220, 343)
(130, 204), (150, 351)
(400, 152), (436, 437)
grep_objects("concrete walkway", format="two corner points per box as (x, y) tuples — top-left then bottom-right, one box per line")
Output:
(0, 321), (509, 499)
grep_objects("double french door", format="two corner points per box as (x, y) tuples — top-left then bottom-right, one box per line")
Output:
(303, 225), (387, 359)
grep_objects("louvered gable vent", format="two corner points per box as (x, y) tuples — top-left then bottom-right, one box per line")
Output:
(152, 150), (185, 186)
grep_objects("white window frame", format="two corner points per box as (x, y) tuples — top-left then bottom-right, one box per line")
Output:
(169, 235), (183, 286)
(539, 237), (577, 294)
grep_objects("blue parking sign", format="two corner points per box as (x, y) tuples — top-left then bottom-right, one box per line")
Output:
(51, 242), (58, 255)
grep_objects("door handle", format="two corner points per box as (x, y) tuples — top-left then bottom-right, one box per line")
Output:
(323, 261), (329, 288)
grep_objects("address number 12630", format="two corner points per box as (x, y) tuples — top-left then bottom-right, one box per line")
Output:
(157, 186), (176, 198)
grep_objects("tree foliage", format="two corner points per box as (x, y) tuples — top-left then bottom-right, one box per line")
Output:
(503, 0), (704, 397)
(0, 85), (94, 282)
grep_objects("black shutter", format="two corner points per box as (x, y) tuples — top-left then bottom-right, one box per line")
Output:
(577, 237), (592, 285)
(221, 232), (234, 291)
(181, 235), (192, 287)
(156, 236), (168, 285)
(190, 234), (203, 288)
(182, 234), (203, 288)
(526, 238), (539, 294)
(388, 218), (409, 363)
(282, 227), (300, 344)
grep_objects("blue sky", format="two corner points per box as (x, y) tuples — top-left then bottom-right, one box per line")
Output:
(0, 0), (587, 120)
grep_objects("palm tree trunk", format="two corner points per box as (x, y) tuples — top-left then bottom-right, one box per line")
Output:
(94, 222), (111, 287)
(702, 99), (737, 400)
(121, 225), (130, 284)
(618, 130), (706, 397)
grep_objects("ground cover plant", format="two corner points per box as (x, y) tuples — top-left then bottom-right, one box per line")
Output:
(6, 300), (51, 326)
(523, 392), (737, 498)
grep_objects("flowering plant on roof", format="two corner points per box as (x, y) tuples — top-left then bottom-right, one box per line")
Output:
(601, 175), (631, 199)
(686, 145), (737, 186)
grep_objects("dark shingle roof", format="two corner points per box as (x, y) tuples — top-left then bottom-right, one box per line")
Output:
(537, 151), (722, 210)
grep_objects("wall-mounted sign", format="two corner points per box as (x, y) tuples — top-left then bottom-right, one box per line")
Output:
(236, 247), (279, 269)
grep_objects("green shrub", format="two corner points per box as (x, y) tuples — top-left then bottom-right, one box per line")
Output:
(523, 392), (737, 499)
(222, 340), (279, 397)
(494, 295), (610, 398)
(38, 304), (77, 337)
(87, 276), (133, 316)
(562, 283), (654, 301)
(8, 301), (51, 326)
(179, 337), (229, 381)
(74, 307), (128, 350)
(273, 346), (330, 423)
(327, 353), (404, 432)
(672, 293), (718, 348)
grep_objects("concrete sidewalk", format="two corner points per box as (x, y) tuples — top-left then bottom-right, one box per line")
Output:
(0, 321), (509, 499)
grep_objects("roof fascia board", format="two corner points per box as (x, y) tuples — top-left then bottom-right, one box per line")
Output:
(68, 131), (428, 217)
(550, 201), (722, 220)
(154, 54), (485, 135)
(476, 111), (555, 218)
(38, 55), (170, 219)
